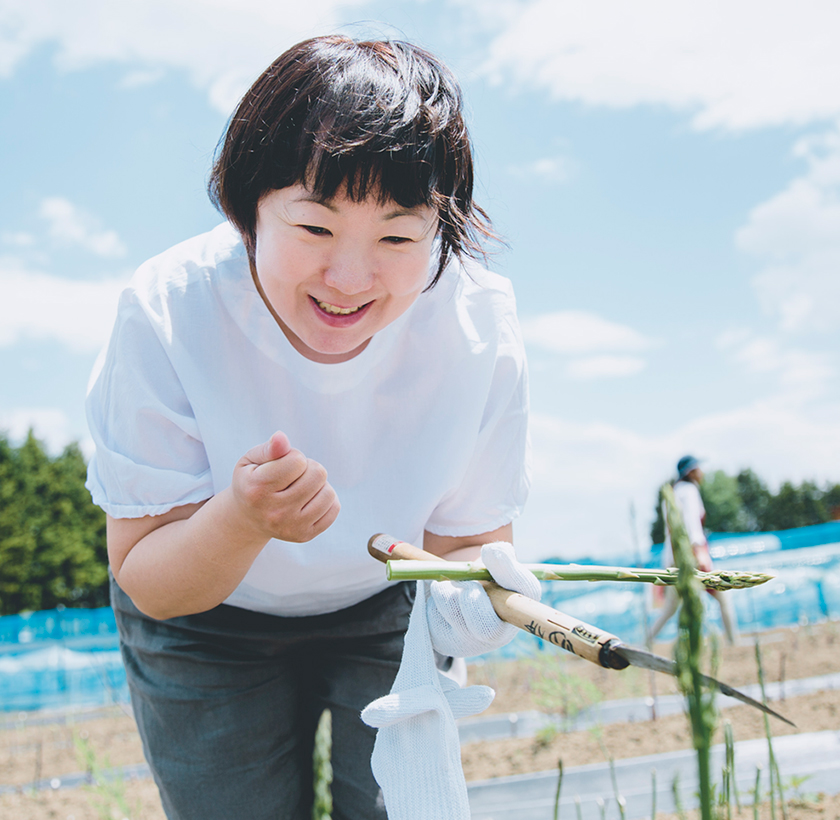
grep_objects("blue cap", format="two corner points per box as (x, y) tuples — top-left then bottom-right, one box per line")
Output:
(677, 455), (702, 479)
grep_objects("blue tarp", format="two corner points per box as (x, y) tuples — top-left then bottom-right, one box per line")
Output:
(2, 519), (840, 710)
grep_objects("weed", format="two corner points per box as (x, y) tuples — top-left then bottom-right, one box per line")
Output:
(532, 723), (560, 751)
(525, 653), (603, 730)
(783, 774), (816, 807)
(73, 732), (139, 820)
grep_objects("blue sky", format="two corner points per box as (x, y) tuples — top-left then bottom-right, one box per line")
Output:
(2, 0), (839, 560)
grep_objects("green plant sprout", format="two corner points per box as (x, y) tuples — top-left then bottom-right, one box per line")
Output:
(597, 736), (626, 820)
(754, 640), (788, 820)
(662, 483), (718, 820)
(312, 708), (333, 820)
(672, 772), (687, 820)
(724, 719), (740, 813)
(553, 759), (564, 820)
(650, 767), (657, 820)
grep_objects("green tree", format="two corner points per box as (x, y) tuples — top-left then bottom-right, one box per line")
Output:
(650, 485), (666, 545)
(762, 480), (828, 531)
(0, 431), (108, 615)
(734, 469), (772, 532)
(699, 471), (746, 532)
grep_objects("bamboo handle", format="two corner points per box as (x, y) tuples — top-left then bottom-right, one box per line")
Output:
(367, 534), (628, 669)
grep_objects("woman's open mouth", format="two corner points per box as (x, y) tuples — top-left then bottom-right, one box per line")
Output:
(310, 296), (372, 324)
(315, 299), (365, 315)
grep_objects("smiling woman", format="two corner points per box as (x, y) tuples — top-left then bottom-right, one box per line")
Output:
(252, 185), (438, 363)
(84, 34), (533, 820)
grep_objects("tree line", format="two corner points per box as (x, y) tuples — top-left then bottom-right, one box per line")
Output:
(650, 468), (840, 545)
(2, 431), (840, 615)
(0, 431), (108, 616)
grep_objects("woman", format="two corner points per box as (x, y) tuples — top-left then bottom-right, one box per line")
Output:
(86, 35), (535, 820)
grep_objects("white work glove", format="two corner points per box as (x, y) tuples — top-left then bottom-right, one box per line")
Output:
(361, 581), (495, 820)
(426, 541), (542, 658)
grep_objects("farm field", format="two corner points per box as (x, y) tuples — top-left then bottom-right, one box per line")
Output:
(1, 621), (838, 819)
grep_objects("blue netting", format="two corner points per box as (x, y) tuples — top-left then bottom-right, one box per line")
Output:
(3, 521), (840, 709)
(485, 522), (840, 660)
(0, 607), (127, 712)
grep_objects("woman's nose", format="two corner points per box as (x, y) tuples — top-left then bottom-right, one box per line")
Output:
(323, 244), (375, 295)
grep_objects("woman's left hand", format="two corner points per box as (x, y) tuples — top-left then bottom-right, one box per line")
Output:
(425, 542), (541, 658)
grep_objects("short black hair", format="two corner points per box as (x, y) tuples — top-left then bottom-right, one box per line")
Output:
(208, 35), (495, 286)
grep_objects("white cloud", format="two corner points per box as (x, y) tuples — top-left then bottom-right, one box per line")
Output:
(714, 328), (751, 351)
(39, 197), (127, 258)
(1, 231), (35, 247)
(507, 155), (576, 184)
(0, 0), (371, 114)
(522, 310), (654, 355)
(119, 68), (166, 89)
(738, 340), (833, 390)
(477, 0), (840, 132)
(715, 329), (834, 400)
(515, 400), (840, 562)
(751, 253), (840, 334)
(0, 256), (127, 352)
(736, 127), (840, 333)
(522, 311), (655, 381)
(565, 355), (646, 380)
(0, 408), (76, 455)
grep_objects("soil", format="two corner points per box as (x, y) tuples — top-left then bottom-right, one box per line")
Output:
(1, 622), (838, 820)
(463, 622), (840, 780)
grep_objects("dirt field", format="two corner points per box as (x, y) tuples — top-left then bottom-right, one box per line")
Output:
(1, 622), (838, 819)
(464, 621), (840, 778)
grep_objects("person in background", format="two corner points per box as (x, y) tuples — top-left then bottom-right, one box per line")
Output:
(649, 455), (738, 645)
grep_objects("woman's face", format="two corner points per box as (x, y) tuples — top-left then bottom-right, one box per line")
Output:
(253, 184), (438, 363)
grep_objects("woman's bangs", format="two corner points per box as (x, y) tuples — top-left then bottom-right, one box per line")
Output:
(303, 143), (438, 210)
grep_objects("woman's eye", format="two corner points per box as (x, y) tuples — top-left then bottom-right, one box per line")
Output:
(382, 235), (411, 245)
(301, 225), (331, 236)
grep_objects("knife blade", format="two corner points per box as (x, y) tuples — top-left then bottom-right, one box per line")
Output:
(613, 645), (794, 726)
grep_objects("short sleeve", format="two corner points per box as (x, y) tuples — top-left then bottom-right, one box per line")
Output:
(85, 289), (213, 518)
(424, 311), (531, 538)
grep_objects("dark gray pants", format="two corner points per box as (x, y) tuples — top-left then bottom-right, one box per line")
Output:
(111, 577), (414, 820)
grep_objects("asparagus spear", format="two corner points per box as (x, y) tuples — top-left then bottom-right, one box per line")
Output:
(385, 560), (772, 591)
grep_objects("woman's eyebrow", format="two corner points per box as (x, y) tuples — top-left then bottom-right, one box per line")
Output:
(383, 206), (429, 221)
(292, 194), (430, 222)
(291, 193), (339, 212)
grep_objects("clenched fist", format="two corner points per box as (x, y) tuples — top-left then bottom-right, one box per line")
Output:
(231, 432), (340, 543)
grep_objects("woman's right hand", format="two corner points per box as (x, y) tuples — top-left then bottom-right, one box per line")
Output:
(108, 431), (340, 619)
(231, 431), (340, 543)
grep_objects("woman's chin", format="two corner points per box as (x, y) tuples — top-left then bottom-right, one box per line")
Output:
(292, 330), (372, 363)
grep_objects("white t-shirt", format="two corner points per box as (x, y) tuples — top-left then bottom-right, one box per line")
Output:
(86, 223), (530, 616)
(662, 478), (706, 566)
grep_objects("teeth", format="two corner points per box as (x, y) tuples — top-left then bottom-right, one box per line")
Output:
(316, 300), (363, 315)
